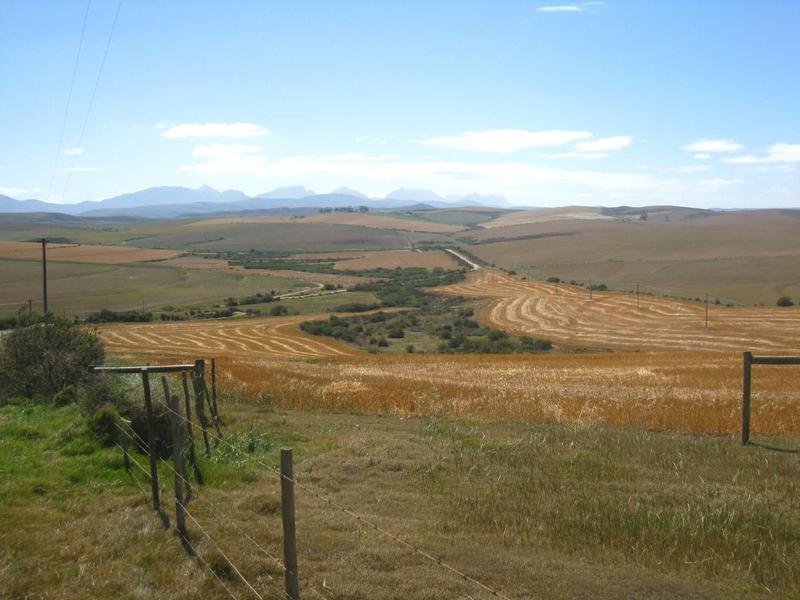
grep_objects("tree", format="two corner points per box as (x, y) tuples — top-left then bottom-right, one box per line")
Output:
(776, 296), (795, 307)
(0, 311), (104, 398)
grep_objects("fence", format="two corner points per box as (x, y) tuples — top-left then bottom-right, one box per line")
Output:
(741, 352), (800, 445)
(91, 358), (511, 600)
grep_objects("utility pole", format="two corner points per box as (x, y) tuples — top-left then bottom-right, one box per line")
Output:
(41, 238), (48, 314)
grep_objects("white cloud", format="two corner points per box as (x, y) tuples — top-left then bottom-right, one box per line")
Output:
(162, 122), (271, 139)
(698, 178), (745, 191)
(536, 5), (583, 12)
(548, 151), (608, 160)
(419, 129), (592, 153)
(722, 143), (800, 165)
(673, 165), (711, 173)
(180, 143), (268, 175)
(60, 166), (99, 173)
(693, 153), (711, 160)
(683, 139), (744, 153)
(65, 147), (84, 156)
(574, 135), (633, 152)
(0, 186), (29, 197)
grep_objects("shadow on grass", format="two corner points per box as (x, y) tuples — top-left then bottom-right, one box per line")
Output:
(749, 440), (800, 454)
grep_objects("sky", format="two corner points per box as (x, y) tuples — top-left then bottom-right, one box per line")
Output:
(1, 0), (799, 208)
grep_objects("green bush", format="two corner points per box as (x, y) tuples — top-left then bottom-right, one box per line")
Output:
(53, 385), (78, 407)
(0, 311), (104, 399)
(777, 296), (794, 307)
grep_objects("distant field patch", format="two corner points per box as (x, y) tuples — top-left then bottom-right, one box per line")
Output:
(185, 212), (466, 233)
(0, 259), (307, 317)
(481, 206), (613, 229)
(413, 209), (506, 227)
(0, 241), (180, 263)
(291, 249), (461, 271)
(162, 255), (371, 287)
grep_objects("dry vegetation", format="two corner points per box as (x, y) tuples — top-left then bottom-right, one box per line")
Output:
(291, 249), (461, 271)
(0, 241), (180, 263)
(436, 269), (800, 352)
(161, 255), (370, 288)
(183, 213), (466, 233)
(480, 206), (613, 228)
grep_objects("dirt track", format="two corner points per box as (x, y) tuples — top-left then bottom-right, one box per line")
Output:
(437, 269), (800, 352)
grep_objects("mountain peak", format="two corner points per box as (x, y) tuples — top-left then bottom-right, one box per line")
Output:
(332, 187), (368, 199)
(258, 186), (315, 200)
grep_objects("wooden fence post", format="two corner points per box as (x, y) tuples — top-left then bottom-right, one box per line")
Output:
(742, 351), (752, 446)
(281, 448), (300, 600)
(181, 372), (203, 486)
(141, 370), (161, 512)
(193, 361), (212, 457)
(166, 389), (188, 543)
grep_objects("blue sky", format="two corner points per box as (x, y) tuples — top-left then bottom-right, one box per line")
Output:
(1, 0), (798, 207)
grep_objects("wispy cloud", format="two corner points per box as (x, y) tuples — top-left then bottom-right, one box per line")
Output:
(60, 166), (99, 173)
(575, 135), (632, 152)
(722, 143), (800, 164)
(162, 122), (271, 139)
(673, 164), (711, 173)
(180, 143), (268, 174)
(536, 5), (583, 12)
(683, 138), (743, 153)
(64, 147), (84, 156)
(698, 178), (745, 191)
(419, 129), (592, 153)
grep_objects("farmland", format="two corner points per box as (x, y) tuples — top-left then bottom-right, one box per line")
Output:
(186, 212), (466, 233)
(437, 269), (800, 352)
(0, 241), (180, 264)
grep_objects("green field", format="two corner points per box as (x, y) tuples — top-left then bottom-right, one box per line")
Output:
(415, 209), (509, 227)
(0, 259), (308, 317)
(237, 290), (381, 315)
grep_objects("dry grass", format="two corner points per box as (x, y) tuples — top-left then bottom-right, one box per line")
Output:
(183, 213), (465, 233)
(480, 207), (612, 229)
(0, 241), (180, 264)
(161, 255), (370, 288)
(436, 269), (800, 353)
(290, 250), (460, 271)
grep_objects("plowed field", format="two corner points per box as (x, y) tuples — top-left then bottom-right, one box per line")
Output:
(0, 241), (179, 263)
(436, 269), (800, 352)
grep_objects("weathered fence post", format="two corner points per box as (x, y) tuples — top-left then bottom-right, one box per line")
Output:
(742, 351), (752, 446)
(181, 372), (203, 486)
(141, 369), (161, 512)
(193, 360), (212, 457)
(166, 389), (188, 544)
(281, 448), (300, 600)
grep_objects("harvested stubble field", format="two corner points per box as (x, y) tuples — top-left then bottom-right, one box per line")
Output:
(436, 269), (800, 353)
(0, 241), (180, 263)
(100, 316), (800, 437)
(97, 314), (358, 359)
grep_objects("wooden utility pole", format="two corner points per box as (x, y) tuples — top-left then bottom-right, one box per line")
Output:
(281, 448), (300, 600)
(41, 238), (48, 314)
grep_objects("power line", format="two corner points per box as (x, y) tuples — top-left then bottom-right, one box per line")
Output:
(61, 0), (124, 201)
(47, 0), (92, 199)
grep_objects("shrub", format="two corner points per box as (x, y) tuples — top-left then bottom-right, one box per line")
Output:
(776, 296), (794, 307)
(0, 311), (104, 399)
(270, 305), (289, 316)
(53, 385), (78, 407)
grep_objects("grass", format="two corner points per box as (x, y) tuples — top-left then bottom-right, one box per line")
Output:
(2, 398), (798, 598)
(0, 258), (309, 317)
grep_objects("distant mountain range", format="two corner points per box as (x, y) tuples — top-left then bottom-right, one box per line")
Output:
(0, 185), (510, 218)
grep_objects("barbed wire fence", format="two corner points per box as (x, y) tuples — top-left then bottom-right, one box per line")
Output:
(94, 359), (511, 600)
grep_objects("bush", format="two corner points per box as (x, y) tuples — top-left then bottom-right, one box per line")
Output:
(270, 305), (289, 316)
(53, 385), (78, 407)
(0, 311), (104, 398)
(777, 296), (794, 307)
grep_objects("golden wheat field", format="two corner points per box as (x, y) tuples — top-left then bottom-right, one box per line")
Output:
(0, 241), (180, 264)
(436, 269), (800, 352)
